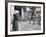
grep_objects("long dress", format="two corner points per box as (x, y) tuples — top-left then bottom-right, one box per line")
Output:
(13, 14), (18, 31)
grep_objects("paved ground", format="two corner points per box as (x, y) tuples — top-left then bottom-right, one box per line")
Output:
(18, 21), (41, 31)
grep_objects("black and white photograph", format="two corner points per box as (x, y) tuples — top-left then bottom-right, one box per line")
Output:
(10, 6), (41, 31)
(7, 1), (45, 35)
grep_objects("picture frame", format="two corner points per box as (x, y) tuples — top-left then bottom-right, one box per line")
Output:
(5, 1), (45, 36)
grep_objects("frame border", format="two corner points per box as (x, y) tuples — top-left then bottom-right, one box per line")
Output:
(5, 1), (45, 37)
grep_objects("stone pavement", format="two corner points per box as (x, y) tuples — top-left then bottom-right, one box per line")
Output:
(18, 21), (41, 31)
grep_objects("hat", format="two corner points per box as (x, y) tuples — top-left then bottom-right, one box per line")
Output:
(13, 10), (19, 14)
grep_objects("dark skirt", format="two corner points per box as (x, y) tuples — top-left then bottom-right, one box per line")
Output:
(12, 14), (18, 31)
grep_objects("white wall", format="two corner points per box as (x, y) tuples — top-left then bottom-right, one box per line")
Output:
(0, 0), (5, 37)
(0, 0), (46, 37)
